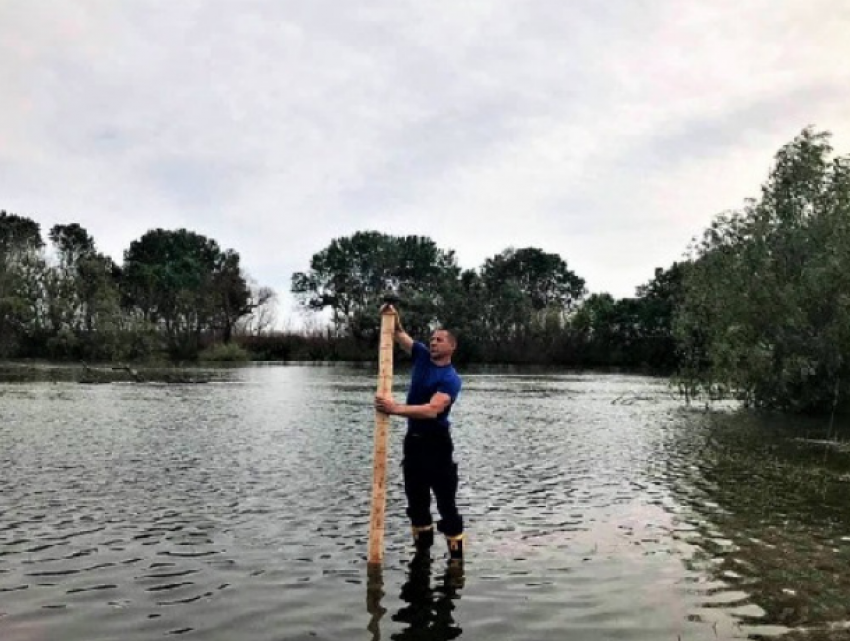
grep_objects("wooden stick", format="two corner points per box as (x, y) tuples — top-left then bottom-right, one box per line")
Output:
(368, 306), (396, 565)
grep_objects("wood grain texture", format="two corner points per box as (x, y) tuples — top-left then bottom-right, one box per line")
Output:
(368, 308), (395, 565)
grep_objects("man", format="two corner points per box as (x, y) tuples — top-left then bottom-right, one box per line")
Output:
(375, 306), (465, 562)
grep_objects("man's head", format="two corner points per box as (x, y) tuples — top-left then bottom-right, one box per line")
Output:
(429, 328), (457, 364)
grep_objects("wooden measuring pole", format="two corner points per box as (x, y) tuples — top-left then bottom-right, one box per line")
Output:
(368, 305), (396, 565)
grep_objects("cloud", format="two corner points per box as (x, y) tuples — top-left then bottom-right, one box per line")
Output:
(2, 0), (850, 320)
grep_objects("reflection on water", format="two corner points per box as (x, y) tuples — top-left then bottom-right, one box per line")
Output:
(367, 560), (465, 641)
(392, 559), (464, 641)
(661, 408), (850, 640)
(1, 366), (849, 640)
(366, 565), (386, 640)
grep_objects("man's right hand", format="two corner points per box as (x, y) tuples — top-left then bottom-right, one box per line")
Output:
(381, 304), (413, 353)
(381, 304), (403, 331)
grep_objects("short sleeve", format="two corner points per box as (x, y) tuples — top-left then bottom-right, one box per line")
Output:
(411, 341), (429, 363)
(436, 373), (462, 402)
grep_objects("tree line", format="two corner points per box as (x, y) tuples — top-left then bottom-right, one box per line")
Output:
(0, 218), (681, 371)
(285, 127), (850, 414)
(2, 127), (847, 413)
(0, 220), (275, 361)
(675, 128), (850, 413)
(283, 234), (681, 372)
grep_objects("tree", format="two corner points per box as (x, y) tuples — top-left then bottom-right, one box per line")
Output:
(675, 128), (850, 412)
(211, 250), (252, 344)
(572, 292), (618, 334)
(478, 247), (586, 345)
(292, 231), (461, 340)
(44, 224), (96, 332)
(0, 211), (46, 356)
(438, 268), (488, 360)
(49, 223), (96, 267)
(631, 262), (686, 370)
(571, 292), (638, 366)
(41, 223), (124, 359)
(480, 247), (586, 311)
(568, 264), (684, 371)
(0, 210), (43, 258)
(234, 283), (277, 336)
(635, 263), (686, 335)
(122, 228), (251, 357)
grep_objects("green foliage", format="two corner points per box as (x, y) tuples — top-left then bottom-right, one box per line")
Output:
(45, 327), (79, 360)
(122, 228), (252, 358)
(0, 215), (265, 363)
(49, 223), (95, 267)
(292, 231), (461, 341)
(212, 249), (252, 344)
(36, 223), (125, 360)
(118, 317), (163, 361)
(0, 210), (44, 255)
(571, 292), (622, 364)
(563, 264), (684, 370)
(0, 211), (46, 356)
(475, 247), (585, 347)
(238, 333), (372, 361)
(198, 342), (250, 362)
(480, 247), (586, 311)
(292, 237), (594, 363)
(0, 205), (676, 370)
(675, 128), (850, 413)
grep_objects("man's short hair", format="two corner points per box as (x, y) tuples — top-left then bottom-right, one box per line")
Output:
(434, 328), (457, 348)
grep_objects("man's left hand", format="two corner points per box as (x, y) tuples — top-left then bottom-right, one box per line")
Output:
(375, 395), (398, 415)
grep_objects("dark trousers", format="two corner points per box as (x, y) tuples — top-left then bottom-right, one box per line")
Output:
(402, 431), (464, 537)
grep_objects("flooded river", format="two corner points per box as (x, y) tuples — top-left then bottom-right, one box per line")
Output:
(1, 365), (849, 640)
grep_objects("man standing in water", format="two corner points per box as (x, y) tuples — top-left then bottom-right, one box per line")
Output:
(375, 306), (465, 563)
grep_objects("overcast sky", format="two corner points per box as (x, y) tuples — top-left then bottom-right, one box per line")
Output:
(2, 1), (849, 325)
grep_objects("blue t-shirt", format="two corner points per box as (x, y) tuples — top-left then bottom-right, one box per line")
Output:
(406, 341), (462, 435)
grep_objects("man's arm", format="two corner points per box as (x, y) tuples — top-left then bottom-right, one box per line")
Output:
(375, 392), (451, 419)
(394, 324), (414, 354)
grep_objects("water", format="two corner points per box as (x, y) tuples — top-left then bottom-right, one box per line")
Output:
(1, 365), (849, 640)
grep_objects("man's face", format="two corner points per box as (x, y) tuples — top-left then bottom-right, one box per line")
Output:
(429, 330), (455, 360)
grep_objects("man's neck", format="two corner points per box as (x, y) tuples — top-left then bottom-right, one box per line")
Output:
(430, 356), (451, 367)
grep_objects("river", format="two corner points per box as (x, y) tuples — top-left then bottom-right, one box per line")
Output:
(1, 364), (849, 640)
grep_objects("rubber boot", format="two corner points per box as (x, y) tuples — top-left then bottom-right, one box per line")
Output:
(412, 524), (434, 556)
(446, 533), (464, 563)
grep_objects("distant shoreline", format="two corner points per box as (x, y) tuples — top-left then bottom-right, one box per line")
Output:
(0, 358), (670, 384)
(0, 360), (230, 384)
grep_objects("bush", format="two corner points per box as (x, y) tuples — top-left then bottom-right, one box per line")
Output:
(675, 128), (850, 413)
(198, 342), (250, 362)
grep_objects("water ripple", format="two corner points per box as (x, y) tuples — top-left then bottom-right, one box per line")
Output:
(1, 369), (849, 639)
